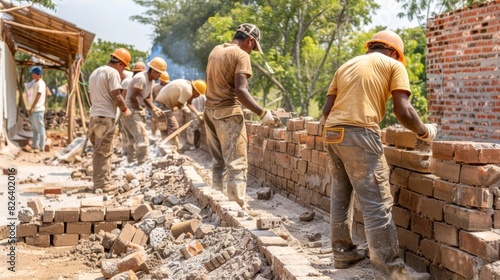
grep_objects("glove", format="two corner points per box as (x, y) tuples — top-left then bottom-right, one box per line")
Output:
(152, 107), (165, 118)
(417, 123), (437, 142)
(197, 113), (204, 122)
(260, 109), (281, 127)
(121, 108), (131, 118)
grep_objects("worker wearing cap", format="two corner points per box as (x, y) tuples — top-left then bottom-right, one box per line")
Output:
(88, 48), (132, 192)
(122, 57), (167, 164)
(25, 66), (47, 153)
(204, 23), (280, 208)
(118, 62), (146, 156)
(321, 30), (434, 279)
(155, 79), (206, 150)
(150, 72), (170, 137)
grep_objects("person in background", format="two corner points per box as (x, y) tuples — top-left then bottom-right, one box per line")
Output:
(25, 66), (47, 153)
(321, 30), (434, 280)
(154, 79), (206, 150)
(88, 48), (132, 192)
(185, 90), (206, 150)
(204, 23), (280, 208)
(122, 57), (167, 165)
(151, 72), (170, 137)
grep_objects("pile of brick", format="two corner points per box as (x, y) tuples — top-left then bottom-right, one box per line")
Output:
(247, 117), (331, 212)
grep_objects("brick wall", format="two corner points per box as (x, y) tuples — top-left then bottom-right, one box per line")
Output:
(247, 119), (500, 278)
(426, 0), (500, 142)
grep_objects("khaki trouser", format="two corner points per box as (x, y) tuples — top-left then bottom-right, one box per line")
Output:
(157, 104), (181, 149)
(187, 111), (203, 148)
(88, 116), (115, 188)
(122, 110), (149, 164)
(326, 126), (405, 276)
(204, 108), (248, 206)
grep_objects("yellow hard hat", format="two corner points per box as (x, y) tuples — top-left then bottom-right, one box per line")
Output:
(110, 48), (131, 68)
(192, 80), (206, 95)
(366, 30), (406, 66)
(147, 57), (167, 74)
(159, 72), (170, 83)
(132, 62), (146, 72)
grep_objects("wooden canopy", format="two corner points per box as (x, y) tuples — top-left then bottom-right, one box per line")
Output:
(0, 1), (95, 68)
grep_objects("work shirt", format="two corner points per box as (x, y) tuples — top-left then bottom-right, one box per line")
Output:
(155, 79), (193, 109)
(125, 72), (154, 109)
(205, 43), (252, 109)
(325, 52), (411, 132)
(192, 94), (206, 113)
(89, 65), (122, 119)
(26, 78), (47, 112)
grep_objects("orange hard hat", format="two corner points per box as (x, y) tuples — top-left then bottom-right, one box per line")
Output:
(159, 72), (170, 83)
(192, 80), (206, 95)
(147, 57), (167, 74)
(110, 48), (131, 68)
(366, 30), (406, 66)
(132, 62), (146, 72)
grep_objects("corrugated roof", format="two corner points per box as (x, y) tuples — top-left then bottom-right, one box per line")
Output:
(0, 1), (95, 68)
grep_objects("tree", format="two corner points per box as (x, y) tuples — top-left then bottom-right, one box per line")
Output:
(14, 0), (56, 9)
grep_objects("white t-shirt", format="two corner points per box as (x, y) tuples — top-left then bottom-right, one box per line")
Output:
(89, 65), (122, 118)
(26, 79), (46, 112)
(155, 79), (193, 109)
(125, 72), (154, 109)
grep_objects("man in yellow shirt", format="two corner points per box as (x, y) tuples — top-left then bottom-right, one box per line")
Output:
(321, 30), (434, 279)
(204, 23), (279, 208)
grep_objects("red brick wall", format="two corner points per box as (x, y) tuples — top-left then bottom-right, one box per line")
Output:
(426, 0), (500, 142)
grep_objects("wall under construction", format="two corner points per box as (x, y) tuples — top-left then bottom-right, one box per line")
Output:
(426, 0), (500, 142)
(246, 118), (500, 279)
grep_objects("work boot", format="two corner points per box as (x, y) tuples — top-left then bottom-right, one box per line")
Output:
(102, 184), (117, 192)
(366, 224), (430, 280)
(331, 222), (367, 268)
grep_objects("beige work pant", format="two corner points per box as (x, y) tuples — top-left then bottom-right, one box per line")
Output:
(88, 116), (115, 188)
(204, 108), (248, 206)
(122, 112), (149, 164)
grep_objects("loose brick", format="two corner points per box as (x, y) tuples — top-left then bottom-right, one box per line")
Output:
(434, 222), (458, 246)
(394, 129), (420, 149)
(110, 236), (129, 256)
(80, 207), (105, 222)
(420, 197), (445, 221)
(408, 172), (436, 196)
(44, 188), (62, 195)
(460, 164), (500, 186)
(119, 224), (137, 242)
(434, 160), (462, 183)
(16, 223), (38, 237)
(420, 238), (442, 264)
(131, 204), (152, 221)
(66, 222), (92, 234)
(459, 231), (500, 262)
(93, 221), (118, 233)
(54, 208), (80, 222)
(444, 204), (493, 231)
(53, 234), (79, 247)
(42, 207), (55, 223)
(441, 245), (478, 279)
(116, 252), (144, 273)
(27, 198), (43, 216)
(25, 234), (50, 247)
(106, 206), (130, 221)
(131, 229), (148, 247)
(38, 222), (64, 235)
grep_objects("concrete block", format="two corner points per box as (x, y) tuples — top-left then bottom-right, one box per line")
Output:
(66, 222), (92, 234)
(25, 234), (50, 247)
(459, 231), (500, 262)
(106, 206), (130, 221)
(444, 204), (493, 231)
(54, 208), (80, 222)
(53, 233), (79, 247)
(80, 207), (105, 222)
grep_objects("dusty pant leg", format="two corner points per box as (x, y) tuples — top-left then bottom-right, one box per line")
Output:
(88, 116), (115, 188)
(331, 127), (401, 275)
(211, 112), (248, 204)
(31, 111), (45, 150)
(187, 112), (202, 147)
(131, 114), (150, 164)
(204, 109), (225, 192)
(165, 111), (180, 148)
(122, 116), (137, 162)
(118, 119), (128, 156)
(151, 118), (158, 136)
(327, 142), (354, 247)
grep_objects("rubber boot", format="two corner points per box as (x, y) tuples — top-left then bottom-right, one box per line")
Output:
(366, 224), (430, 280)
(331, 222), (367, 268)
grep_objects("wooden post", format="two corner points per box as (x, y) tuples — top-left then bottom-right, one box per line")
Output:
(67, 55), (75, 143)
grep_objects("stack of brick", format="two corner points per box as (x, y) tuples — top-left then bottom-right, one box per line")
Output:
(247, 117), (331, 212)
(16, 202), (152, 248)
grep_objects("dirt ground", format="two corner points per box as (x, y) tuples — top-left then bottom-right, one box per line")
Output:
(0, 141), (374, 279)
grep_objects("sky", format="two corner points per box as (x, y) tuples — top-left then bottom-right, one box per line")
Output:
(34, 0), (418, 54)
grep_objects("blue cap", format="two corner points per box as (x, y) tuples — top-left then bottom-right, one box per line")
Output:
(29, 66), (42, 75)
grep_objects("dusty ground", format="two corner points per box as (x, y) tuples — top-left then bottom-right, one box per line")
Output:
(0, 139), (374, 279)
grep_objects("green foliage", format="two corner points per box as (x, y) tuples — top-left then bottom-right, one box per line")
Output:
(16, 0), (56, 10)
